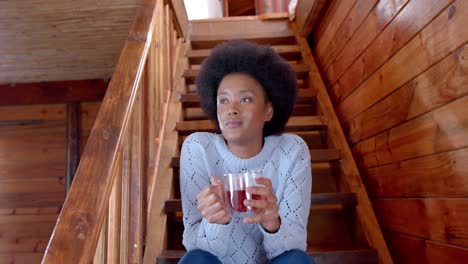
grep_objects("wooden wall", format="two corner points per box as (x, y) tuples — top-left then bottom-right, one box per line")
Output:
(0, 99), (101, 263)
(0, 0), (137, 84)
(309, 0), (468, 263)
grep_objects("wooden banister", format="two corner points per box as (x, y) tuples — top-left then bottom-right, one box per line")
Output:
(42, 0), (189, 263)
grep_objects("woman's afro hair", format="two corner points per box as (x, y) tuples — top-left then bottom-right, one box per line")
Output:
(195, 40), (297, 137)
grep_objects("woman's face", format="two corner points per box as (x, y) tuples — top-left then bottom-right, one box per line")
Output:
(216, 73), (273, 146)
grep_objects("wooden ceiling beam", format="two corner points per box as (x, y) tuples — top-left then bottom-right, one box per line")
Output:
(0, 79), (108, 106)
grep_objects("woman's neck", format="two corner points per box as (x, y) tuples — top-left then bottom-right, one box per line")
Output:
(226, 137), (264, 159)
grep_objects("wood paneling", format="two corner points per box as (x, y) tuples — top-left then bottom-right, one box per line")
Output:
(0, 80), (108, 106)
(323, 0), (410, 87)
(337, 0), (466, 122)
(0, 0), (138, 83)
(318, 0), (379, 71)
(373, 198), (468, 247)
(384, 232), (468, 264)
(352, 95), (468, 168)
(363, 147), (468, 198)
(332, 0), (453, 105)
(312, 0), (468, 261)
(314, 0), (356, 64)
(347, 44), (468, 143)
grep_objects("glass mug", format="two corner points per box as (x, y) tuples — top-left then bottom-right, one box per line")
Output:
(223, 171), (264, 213)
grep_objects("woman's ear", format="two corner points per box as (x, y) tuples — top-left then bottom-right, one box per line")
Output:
(265, 103), (274, 121)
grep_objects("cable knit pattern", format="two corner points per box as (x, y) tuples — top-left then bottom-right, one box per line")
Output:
(180, 132), (312, 263)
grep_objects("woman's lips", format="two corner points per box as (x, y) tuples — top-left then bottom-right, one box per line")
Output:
(225, 120), (242, 128)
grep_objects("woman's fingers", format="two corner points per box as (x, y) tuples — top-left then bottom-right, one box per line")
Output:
(197, 184), (231, 224)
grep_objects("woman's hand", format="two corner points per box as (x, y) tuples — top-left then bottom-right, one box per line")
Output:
(196, 175), (231, 225)
(243, 177), (280, 233)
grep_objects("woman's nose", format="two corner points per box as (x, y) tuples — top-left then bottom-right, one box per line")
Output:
(227, 103), (239, 115)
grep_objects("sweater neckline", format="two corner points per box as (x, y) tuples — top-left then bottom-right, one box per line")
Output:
(214, 134), (281, 170)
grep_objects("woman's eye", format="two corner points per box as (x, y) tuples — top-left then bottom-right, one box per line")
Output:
(217, 98), (228, 104)
(240, 97), (252, 103)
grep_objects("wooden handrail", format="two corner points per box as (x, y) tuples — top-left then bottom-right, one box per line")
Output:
(42, 0), (188, 263)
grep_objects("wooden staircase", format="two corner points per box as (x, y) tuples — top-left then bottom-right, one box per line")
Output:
(146, 16), (392, 264)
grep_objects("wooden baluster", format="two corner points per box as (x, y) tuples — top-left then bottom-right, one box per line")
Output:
(121, 121), (131, 264)
(107, 160), (122, 263)
(129, 87), (144, 263)
(93, 216), (108, 263)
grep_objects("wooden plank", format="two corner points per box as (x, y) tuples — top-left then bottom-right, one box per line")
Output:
(0, 221), (56, 240)
(187, 44), (302, 64)
(0, 253), (44, 263)
(323, 0), (410, 89)
(66, 103), (80, 192)
(157, 247), (378, 264)
(80, 102), (101, 154)
(292, 23), (393, 263)
(363, 147), (468, 198)
(296, 0), (322, 36)
(331, 0), (452, 103)
(107, 161), (122, 264)
(337, 1), (466, 123)
(166, 0), (189, 40)
(183, 64), (311, 83)
(128, 90), (144, 264)
(190, 18), (294, 49)
(93, 216), (107, 264)
(301, 0), (330, 37)
(0, 177), (64, 194)
(314, 0), (356, 69)
(0, 192), (64, 208)
(175, 116), (325, 135)
(0, 80), (108, 106)
(0, 207), (61, 216)
(347, 44), (468, 144)
(352, 95), (468, 168)
(384, 231), (468, 264)
(120, 126), (131, 264)
(373, 198), (468, 247)
(0, 104), (65, 122)
(190, 34), (296, 50)
(318, 0), (379, 71)
(0, 237), (48, 253)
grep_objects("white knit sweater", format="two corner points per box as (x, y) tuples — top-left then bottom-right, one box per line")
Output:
(180, 132), (312, 263)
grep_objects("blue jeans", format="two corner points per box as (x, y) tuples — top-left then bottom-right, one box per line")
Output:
(178, 249), (315, 264)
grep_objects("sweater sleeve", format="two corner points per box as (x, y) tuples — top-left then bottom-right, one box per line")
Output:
(180, 133), (234, 257)
(260, 136), (312, 259)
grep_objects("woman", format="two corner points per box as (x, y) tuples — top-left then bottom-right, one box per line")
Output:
(179, 40), (314, 264)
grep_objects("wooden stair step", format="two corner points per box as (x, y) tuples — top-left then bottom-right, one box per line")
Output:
(179, 90), (316, 108)
(187, 44), (302, 64)
(190, 34), (297, 50)
(164, 193), (357, 213)
(175, 116), (325, 135)
(158, 246), (377, 264)
(184, 64), (310, 82)
(171, 149), (340, 168)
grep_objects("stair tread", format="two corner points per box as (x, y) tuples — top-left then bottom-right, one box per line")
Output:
(171, 149), (340, 168)
(164, 193), (357, 213)
(190, 35), (297, 50)
(179, 90), (316, 107)
(184, 64), (310, 82)
(158, 245), (378, 263)
(187, 44), (302, 64)
(176, 116), (326, 135)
